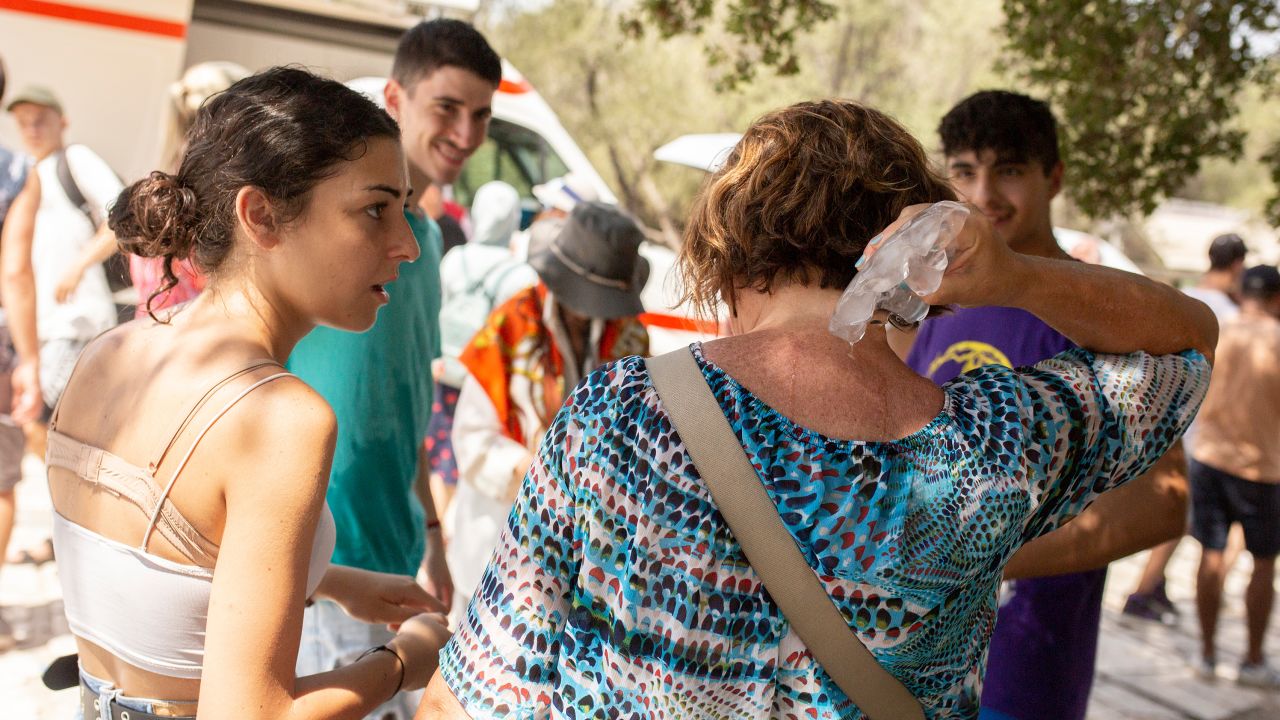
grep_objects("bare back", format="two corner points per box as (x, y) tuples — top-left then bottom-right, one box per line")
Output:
(48, 314), (297, 699)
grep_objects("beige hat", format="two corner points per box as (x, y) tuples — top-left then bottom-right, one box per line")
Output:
(5, 85), (62, 113)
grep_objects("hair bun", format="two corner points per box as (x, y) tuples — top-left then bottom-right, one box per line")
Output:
(110, 171), (201, 261)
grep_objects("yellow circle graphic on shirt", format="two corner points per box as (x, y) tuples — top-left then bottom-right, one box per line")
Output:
(927, 341), (1014, 377)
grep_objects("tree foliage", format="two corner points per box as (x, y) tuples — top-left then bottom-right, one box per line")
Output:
(1001, 0), (1279, 219)
(489, 0), (1002, 235)
(608, 0), (1280, 223)
(624, 0), (836, 88)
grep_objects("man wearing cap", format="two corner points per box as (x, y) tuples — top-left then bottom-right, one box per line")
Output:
(1190, 264), (1280, 688)
(1186, 234), (1248, 320)
(448, 201), (649, 617)
(4, 85), (117, 461)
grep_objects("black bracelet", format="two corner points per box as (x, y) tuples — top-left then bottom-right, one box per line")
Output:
(357, 644), (405, 699)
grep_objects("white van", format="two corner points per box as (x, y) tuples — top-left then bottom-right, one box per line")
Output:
(0, 0), (709, 348)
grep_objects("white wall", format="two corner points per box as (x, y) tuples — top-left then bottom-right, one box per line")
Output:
(0, 1), (194, 181)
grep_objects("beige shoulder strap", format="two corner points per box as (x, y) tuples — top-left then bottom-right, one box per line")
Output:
(645, 348), (924, 720)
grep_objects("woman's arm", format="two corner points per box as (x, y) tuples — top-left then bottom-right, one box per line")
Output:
(54, 226), (119, 303)
(196, 380), (448, 720)
(311, 564), (445, 628)
(413, 441), (453, 609)
(921, 206), (1217, 362)
(1, 171), (42, 423)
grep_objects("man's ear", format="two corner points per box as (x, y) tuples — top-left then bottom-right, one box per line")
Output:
(234, 186), (280, 249)
(1047, 161), (1064, 199)
(384, 78), (404, 122)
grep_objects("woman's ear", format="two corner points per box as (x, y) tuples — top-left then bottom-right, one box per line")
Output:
(234, 185), (280, 249)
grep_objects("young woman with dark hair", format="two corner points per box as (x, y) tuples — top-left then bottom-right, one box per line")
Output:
(49, 66), (450, 720)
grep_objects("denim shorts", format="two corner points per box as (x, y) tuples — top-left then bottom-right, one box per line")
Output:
(76, 669), (193, 720)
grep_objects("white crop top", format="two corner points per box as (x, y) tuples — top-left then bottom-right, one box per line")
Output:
(47, 366), (336, 679)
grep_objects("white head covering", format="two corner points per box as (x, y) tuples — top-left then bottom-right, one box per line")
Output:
(470, 181), (522, 248)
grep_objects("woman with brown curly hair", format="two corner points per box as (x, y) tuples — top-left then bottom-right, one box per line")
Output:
(419, 100), (1215, 718)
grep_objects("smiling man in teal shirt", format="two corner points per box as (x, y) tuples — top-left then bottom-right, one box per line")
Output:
(289, 19), (503, 718)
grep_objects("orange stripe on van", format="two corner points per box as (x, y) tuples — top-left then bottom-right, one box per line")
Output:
(0, 0), (187, 39)
(498, 77), (532, 95)
(638, 312), (720, 335)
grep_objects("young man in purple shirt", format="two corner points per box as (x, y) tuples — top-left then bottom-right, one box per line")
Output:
(902, 90), (1188, 720)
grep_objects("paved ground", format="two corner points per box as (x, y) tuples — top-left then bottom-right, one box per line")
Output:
(1, 454), (1277, 718)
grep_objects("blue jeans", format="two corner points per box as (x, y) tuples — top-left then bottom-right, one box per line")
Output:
(76, 670), (162, 720)
(297, 600), (423, 720)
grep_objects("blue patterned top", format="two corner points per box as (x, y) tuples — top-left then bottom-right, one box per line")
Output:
(441, 343), (1209, 718)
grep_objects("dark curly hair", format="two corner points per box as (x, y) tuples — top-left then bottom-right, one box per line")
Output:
(938, 90), (1060, 173)
(109, 66), (400, 318)
(680, 100), (955, 317)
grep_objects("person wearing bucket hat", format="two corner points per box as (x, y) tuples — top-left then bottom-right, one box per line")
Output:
(446, 201), (649, 618)
(528, 201), (648, 319)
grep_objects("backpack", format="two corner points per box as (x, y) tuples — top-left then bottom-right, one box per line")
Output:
(439, 254), (528, 385)
(54, 147), (132, 318)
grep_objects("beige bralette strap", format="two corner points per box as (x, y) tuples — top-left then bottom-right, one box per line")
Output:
(645, 348), (925, 720)
(150, 360), (282, 473)
(46, 432), (219, 566)
(141, 372), (294, 554)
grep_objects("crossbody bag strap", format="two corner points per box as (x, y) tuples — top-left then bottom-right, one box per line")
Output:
(645, 347), (925, 720)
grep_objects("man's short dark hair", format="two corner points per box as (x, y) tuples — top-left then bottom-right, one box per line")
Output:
(391, 19), (501, 90)
(939, 90), (1061, 174)
(1208, 233), (1248, 271)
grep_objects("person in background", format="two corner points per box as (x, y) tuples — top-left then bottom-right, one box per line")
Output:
(290, 19), (501, 719)
(509, 171), (600, 260)
(3, 84), (120, 570)
(1189, 264), (1280, 687)
(1122, 232), (1248, 625)
(417, 98), (1213, 719)
(0, 52), (41, 652)
(426, 180), (536, 529)
(446, 201), (649, 619)
(5, 85), (119, 459)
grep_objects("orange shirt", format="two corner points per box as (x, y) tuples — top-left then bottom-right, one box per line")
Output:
(1193, 310), (1280, 483)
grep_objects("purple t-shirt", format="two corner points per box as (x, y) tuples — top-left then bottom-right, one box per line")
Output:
(907, 305), (1104, 720)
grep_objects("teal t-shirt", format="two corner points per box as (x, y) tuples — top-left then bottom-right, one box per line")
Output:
(286, 210), (442, 576)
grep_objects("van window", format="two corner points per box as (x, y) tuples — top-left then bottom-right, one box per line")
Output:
(455, 118), (570, 211)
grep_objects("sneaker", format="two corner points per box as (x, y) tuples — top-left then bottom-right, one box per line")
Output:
(1191, 655), (1218, 681)
(1237, 662), (1280, 689)
(1152, 581), (1180, 620)
(1123, 591), (1178, 626)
